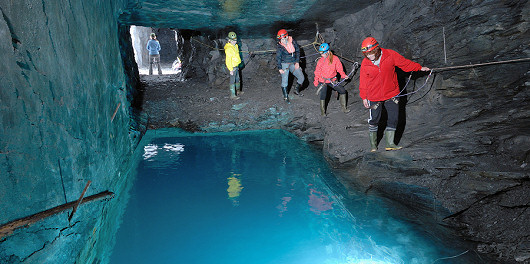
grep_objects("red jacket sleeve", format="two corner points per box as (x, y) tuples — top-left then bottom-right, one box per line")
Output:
(335, 57), (347, 79)
(358, 59), (370, 100)
(313, 58), (323, 86)
(390, 49), (422, 72)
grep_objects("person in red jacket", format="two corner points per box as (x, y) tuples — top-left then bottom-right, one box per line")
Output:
(313, 43), (349, 116)
(359, 37), (430, 151)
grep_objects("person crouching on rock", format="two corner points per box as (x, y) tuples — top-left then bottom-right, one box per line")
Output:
(359, 37), (430, 152)
(224, 31), (242, 100)
(313, 43), (350, 116)
(276, 29), (305, 103)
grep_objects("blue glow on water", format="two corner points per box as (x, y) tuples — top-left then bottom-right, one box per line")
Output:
(110, 130), (471, 264)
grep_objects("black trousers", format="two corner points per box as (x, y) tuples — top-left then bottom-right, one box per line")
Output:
(368, 98), (399, 132)
(319, 84), (346, 100)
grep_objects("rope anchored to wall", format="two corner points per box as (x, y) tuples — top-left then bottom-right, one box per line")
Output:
(396, 57), (530, 98)
(432, 57), (530, 72)
(190, 36), (324, 55)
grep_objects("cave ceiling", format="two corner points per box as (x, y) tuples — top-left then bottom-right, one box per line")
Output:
(120, 0), (378, 38)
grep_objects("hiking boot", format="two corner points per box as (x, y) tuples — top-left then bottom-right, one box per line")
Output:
(281, 86), (290, 104)
(230, 84), (240, 100)
(235, 82), (243, 95)
(369, 131), (377, 152)
(293, 83), (303, 96)
(385, 130), (402, 151)
(339, 94), (350, 113)
(320, 100), (326, 116)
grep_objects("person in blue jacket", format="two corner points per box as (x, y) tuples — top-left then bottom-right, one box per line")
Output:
(146, 33), (162, 75)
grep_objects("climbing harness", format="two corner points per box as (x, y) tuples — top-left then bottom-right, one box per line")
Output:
(315, 61), (360, 96)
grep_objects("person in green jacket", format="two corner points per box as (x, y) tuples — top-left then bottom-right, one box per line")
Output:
(224, 32), (242, 99)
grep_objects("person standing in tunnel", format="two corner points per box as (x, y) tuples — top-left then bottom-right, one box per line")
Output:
(146, 33), (162, 75)
(224, 31), (242, 100)
(313, 43), (350, 116)
(276, 29), (305, 103)
(359, 37), (430, 152)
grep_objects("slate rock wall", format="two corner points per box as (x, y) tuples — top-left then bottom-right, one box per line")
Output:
(0, 0), (141, 263)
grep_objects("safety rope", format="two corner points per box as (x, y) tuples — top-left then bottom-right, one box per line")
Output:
(312, 30), (362, 88)
(318, 61), (360, 89)
(395, 70), (433, 98)
(300, 52), (321, 59)
(432, 57), (530, 72)
(431, 250), (469, 264)
(191, 36), (322, 55)
(315, 61), (360, 96)
(335, 61), (360, 86)
(192, 35), (528, 70)
(395, 57), (530, 98)
(191, 37), (224, 51)
(192, 35), (529, 101)
(335, 54), (358, 65)
(387, 57), (530, 99)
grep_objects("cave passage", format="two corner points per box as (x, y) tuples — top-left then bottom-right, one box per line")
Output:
(1, 0), (528, 263)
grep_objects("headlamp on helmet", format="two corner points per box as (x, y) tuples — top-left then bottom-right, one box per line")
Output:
(361, 37), (379, 53)
(277, 29), (288, 40)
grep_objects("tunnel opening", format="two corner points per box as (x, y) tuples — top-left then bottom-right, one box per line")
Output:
(130, 26), (184, 77)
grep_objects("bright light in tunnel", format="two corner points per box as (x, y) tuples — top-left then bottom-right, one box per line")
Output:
(130, 25), (145, 69)
(130, 25), (183, 76)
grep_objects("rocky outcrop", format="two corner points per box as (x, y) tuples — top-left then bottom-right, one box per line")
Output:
(326, 2), (530, 263)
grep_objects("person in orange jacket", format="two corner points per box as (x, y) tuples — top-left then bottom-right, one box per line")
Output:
(313, 43), (349, 116)
(359, 37), (430, 152)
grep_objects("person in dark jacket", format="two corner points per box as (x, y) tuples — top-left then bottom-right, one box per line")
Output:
(276, 29), (305, 103)
(359, 37), (430, 152)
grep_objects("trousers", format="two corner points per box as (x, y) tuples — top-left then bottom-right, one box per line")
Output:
(280, 62), (304, 87)
(368, 98), (399, 131)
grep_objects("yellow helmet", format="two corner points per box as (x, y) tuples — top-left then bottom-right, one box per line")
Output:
(227, 31), (237, 41)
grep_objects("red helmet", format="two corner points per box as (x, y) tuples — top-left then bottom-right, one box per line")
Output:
(277, 29), (288, 40)
(361, 37), (379, 53)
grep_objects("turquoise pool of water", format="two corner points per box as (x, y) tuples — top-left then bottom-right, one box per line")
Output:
(110, 129), (477, 264)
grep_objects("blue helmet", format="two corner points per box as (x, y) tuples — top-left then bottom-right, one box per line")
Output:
(319, 43), (330, 53)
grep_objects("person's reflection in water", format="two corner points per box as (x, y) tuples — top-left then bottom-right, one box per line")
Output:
(308, 186), (334, 215)
(227, 172), (243, 206)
